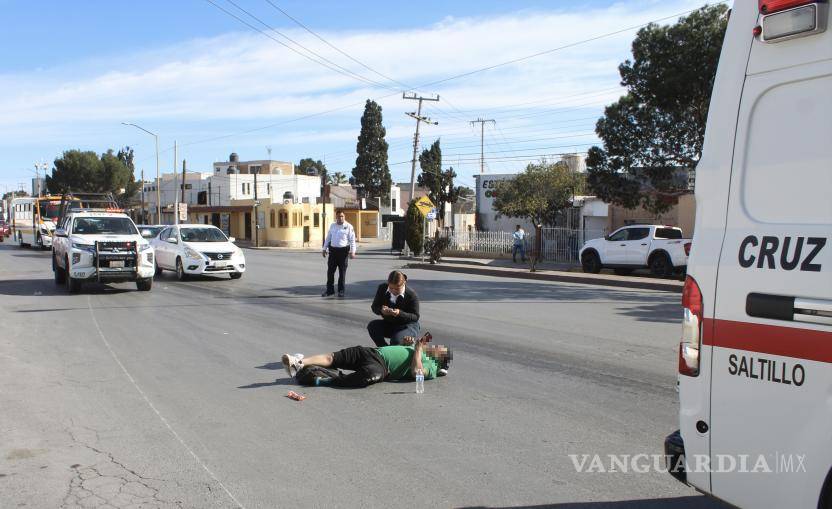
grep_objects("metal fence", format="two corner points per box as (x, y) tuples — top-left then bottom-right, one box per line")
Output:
(440, 227), (607, 264)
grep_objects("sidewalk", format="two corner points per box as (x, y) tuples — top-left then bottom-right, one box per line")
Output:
(405, 256), (684, 292)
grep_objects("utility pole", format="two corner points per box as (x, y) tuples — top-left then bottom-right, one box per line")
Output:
(173, 140), (178, 226)
(140, 169), (145, 223)
(469, 118), (495, 174)
(403, 92), (439, 204)
(181, 159), (187, 223)
(253, 166), (259, 248)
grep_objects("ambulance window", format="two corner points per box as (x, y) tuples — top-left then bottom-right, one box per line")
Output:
(742, 75), (832, 225)
(627, 228), (650, 241)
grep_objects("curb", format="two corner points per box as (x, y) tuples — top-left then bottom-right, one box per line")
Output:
(404, 262), (683, 293)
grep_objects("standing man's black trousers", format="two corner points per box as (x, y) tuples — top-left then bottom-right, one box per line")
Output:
(326, 246), (350, 294)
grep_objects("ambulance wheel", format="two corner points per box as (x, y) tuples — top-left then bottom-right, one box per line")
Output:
(649, 253), (672, 277)
(53, 254), (65, 285)
(136, 278), (153, 291)
(581, 251), (601, 274)
(230, 272), (242, 279)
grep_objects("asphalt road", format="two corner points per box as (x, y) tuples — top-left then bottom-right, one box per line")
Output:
(0, 242), (729, 509)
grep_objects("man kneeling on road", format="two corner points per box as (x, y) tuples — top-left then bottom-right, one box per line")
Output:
(281, 334), (450, 388)
(367, 270), (420, 347)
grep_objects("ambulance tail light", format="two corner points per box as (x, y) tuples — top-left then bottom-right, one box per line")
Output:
(759, 0), (818, 14)
(679, 276), (703, 377)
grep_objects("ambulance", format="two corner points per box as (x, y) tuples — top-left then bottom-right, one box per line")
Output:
(666, 1), (832, 508)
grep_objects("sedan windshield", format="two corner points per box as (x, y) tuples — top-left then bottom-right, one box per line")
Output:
(72, 217), (138, 235)
(181, 228), (227, 242)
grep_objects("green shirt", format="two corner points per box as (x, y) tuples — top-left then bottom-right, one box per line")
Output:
(375, 346), (437, 380)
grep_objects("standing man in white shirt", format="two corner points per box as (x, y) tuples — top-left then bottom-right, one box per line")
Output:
(322, 211), (356, 298)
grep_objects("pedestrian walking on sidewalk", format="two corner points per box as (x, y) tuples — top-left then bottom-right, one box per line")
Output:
(322, 211), (356, 298)
(512, 225), (526, 263)
(367, 270), (420, 347)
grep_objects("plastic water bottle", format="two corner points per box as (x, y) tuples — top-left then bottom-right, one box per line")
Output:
(415, 369), (425, 394)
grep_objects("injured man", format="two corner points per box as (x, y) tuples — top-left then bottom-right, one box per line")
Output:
(282, 334), (451, 388)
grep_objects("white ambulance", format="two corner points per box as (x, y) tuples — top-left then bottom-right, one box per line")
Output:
(666, 1), (832, 508)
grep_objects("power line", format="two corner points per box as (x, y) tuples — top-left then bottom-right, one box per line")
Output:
(261, 0), (413, 92)
(140, 3), (722, 162)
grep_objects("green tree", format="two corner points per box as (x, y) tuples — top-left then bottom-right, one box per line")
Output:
(328, 172), (348, 185)
(405, 199), (424, 256)
(296, 158), (327, 178)
(586, 5), (728, 213)
(417, 140), (460, 226)
(493, 161), (584, 271)
(352, 99), (391, 200)
(46, 149), (139, 206)
(2, 190), (28, 202)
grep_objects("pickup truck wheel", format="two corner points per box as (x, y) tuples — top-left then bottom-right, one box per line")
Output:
(230, 272), (242, 279)
(136, 278), (153, 291)
(53, 254), (66, 284)
(176, 258), (188, 281)
(649, 253), (673, 277)
(581, 252), (602, 274)
(36, 233), (47, 250)
(65, 257), (82, 293)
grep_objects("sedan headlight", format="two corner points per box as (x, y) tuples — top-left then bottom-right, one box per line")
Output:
(184, 245), (202, 259)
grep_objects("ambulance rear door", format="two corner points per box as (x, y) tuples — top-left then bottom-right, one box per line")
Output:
(709, 3), (832, 507)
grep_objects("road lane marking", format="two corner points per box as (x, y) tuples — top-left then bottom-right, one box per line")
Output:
(86, 296), (246, 509)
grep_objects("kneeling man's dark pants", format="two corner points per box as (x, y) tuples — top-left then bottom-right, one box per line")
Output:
(367, 319), (421, 347)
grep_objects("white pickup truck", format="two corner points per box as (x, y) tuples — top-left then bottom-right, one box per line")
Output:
(579, 225), (691, 276)
(52, 210), (156, 293)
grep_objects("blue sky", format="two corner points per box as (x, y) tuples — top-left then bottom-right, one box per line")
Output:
(0, 0), (709, 194)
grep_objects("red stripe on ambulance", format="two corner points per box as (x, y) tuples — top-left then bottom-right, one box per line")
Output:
(703, 318), (832, 364)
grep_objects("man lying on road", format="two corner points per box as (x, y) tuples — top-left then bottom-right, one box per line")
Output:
(282, 334), (450, 388)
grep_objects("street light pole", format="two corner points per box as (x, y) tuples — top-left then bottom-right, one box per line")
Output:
(121, 122), (161, 223)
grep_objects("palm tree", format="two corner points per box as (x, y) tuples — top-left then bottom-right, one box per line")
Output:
(328, 172), (348, 185)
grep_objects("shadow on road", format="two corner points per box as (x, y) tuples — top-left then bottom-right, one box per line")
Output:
(277, 279), (680, 324)
(0, 279), (133, 297)
(459, 496), (731, 508)
(237, 378), (295, 389)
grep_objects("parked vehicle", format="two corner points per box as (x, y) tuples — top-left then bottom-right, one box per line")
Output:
(667, 2), (832, 509)
(0, 220), (10, 240)
(150, 224), (245, 280)
(137, 225), (165, 239)
(52, 209), (155, 293)
(10, 195), (80, 249)
(579, 225), (691, 276)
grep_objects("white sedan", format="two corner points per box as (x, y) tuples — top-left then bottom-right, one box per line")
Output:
(150, 224), (246, 280)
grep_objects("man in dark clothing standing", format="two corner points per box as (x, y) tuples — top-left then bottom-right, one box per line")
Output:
(367, 270), (420, 347)
(322, 211), (356, 298)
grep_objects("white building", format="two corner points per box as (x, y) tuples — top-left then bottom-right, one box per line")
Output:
(142, 156), (321, 223)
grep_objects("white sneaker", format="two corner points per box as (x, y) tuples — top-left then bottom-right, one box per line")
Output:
(438, 368), (448, 377)
(282, 353), (304, 377)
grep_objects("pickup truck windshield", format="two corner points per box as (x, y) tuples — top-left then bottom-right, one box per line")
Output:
(72, 217), (138, 235)
(655, 228), (683, 239)
(181, 228), (228, 242)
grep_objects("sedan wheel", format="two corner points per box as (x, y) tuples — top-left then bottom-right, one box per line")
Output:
(176, 258), (188, 281)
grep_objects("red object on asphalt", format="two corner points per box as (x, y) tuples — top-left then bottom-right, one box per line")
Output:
(286, 391), (306, 401)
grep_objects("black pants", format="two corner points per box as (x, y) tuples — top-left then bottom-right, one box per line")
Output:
(367, 319), (421, 347)
(331, 346), (388, 388)
(326, 246), (350, 294)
